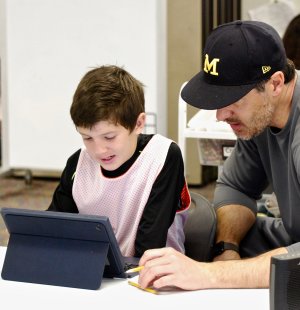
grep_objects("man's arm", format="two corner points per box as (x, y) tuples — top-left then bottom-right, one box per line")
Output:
(138, 246), (288, 290)
(213, 204), (256, 261)
(212, 138), (268, 260)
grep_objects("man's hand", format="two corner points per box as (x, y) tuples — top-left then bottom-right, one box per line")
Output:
(138, 247), (211, 291)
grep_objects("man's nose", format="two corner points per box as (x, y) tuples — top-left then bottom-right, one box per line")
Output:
(216, 107), (233, 122)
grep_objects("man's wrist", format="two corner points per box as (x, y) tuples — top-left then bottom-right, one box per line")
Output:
(212, 241), (239, 257)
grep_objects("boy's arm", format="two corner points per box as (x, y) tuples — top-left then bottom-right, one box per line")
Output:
(47, 150), (80, 213)
(134, 142), (185, 257)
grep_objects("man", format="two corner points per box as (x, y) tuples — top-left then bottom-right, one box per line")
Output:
(137, 20), (300, 290)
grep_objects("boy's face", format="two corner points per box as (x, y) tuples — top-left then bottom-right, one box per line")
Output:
(77, 113), (145, 171)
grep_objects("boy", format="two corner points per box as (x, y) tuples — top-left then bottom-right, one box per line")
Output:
(48, 65), (190, 257)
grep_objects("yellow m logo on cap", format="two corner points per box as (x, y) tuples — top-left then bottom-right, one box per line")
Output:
(203, 54), (220, 76)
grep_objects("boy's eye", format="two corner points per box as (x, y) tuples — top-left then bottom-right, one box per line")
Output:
(83, 137), (92, 141)
(105, 136), (115, 140)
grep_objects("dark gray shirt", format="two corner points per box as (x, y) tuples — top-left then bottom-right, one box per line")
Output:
(213, 72), (300, 253)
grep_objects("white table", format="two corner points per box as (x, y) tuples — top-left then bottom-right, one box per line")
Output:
(0, 247), (269, 309)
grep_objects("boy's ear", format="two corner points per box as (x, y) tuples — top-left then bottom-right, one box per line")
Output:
(135, 112), (146, 133)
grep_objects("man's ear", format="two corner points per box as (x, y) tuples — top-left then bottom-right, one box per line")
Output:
(269, 71), (285, 95)
(135, 112), (146, 134)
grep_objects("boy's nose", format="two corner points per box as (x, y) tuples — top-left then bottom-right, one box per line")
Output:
(94, 141), (108, 155)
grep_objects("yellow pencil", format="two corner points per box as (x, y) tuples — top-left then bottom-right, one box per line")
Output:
(125, 265), (144, 274)
(128, 280), (158, 294)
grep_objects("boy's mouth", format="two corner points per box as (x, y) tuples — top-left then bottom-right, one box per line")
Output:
(101, 155), (115, 163)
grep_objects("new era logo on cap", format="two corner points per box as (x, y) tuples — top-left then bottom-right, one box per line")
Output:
(262, 66), (271, 74)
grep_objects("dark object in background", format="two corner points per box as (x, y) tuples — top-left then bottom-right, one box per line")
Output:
(283, 14), (300, 69)
(270, 252), (300, 310)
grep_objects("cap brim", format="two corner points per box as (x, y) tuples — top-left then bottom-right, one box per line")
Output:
(181, 71), (257, 110)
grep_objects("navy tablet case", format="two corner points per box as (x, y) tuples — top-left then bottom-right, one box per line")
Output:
(0, 208), (138, 290)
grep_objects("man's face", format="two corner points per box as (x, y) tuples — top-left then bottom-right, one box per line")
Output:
(216, 88), (275, 140)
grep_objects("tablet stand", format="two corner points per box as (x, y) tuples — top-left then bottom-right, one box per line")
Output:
(2, 233), (110, 290)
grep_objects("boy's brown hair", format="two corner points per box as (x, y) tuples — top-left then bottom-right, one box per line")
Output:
(70, 65), (145, 132)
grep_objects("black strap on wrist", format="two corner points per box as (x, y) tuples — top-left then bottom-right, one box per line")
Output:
(212, 241), (239, 257)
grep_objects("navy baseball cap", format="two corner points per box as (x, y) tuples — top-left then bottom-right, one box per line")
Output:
(181, 20), (287, 110)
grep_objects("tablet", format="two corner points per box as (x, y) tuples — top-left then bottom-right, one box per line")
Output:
(0, 207), (138, 290)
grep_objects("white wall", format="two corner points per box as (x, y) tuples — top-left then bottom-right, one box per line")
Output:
(242, 0), (300, 18)
(242, 0), (300, 35)
(1, 0), (166, 172)
(1, 0), (299, 174)
(0, 0), (8, 173)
